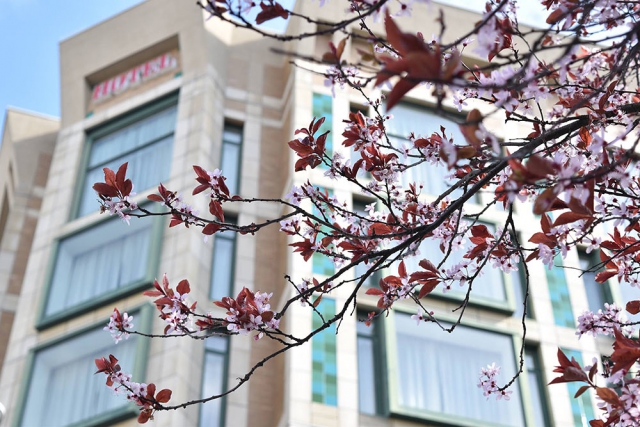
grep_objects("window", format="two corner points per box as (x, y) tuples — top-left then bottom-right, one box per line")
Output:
(210, 217), (237, 301)
(525, 347), (552, 426)
(199, 335), (229, 427)
(357, 312), (382, 415)
(40, 213), (162, 326)
(563, 349), (595, 427)
(76, 97), (177, 217)
(546, 254), (575, 328)
(512, 257), (533, 319)
(349, 104), (371, 179)
(578, 250), (611, 312)
(312, 297), (338, 405)
(312, 93), (333, 168)
(352, 199), (381, 288)
(385, 103), (467, 199)
(390, 313), (525, 426)
(405, 222), (508, 306)
(220, 124), (243, 196)
(17, 307), (151, 427)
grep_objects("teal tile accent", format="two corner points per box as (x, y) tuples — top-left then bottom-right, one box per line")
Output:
(546, 254), (575, 327)
(563, 349), (595, 427)
(312, 187), (334, 276)
(312, 93), (333, 169)
(311, 297), (338, 405)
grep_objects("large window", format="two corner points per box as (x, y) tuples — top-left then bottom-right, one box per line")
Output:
(40, 214), (162, 326)
(385, 103), (467, 199)
(404, 222), (507, 306)
(210, 217), (237, 301)
(199, 335), (229, 427)
(390, 313), (525, 426)
(76, 97), (177, 217)
(17, 307), (151, 427)
(221, 124), (243, 196)
(357, 312), (381, 415)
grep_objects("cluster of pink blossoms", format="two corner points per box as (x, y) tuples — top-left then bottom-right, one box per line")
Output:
(104, 308), (134, 344)
(215, 288), (280, 340)
(477, 363), (512, 401)
(104, 196), (138, 225)
(576, 303), (634, 338)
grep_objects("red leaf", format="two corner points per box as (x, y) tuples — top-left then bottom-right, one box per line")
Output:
(255, 1), (289, 25)
(116, 163), (128, 187)
(419, 259), (437, 273)
(147, 194), (165, 203)
(176, 280), (190, 296)
(627, 300), (640, 315)
(365, 288), (383, 296)
(203, 223), (222, 235)
(418, 280), (439, 298)
(138, 410), (151, 424)
(596, 387), (620, 406)
(553, 212), (592, 227)
(595, 269), (617, 283)
(155, 389), (172, 404)
(209, 200), (225, 222)
(398, 260), (407, 278)
(92, 183), (118, 198)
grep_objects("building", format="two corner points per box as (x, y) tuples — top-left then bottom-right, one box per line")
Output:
(0, 1), (632, 426)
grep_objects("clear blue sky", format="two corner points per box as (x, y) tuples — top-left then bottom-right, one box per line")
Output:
(0, 0), (145, 131)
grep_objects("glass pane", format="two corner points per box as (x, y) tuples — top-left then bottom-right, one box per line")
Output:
(405, 223), (506, 302)
(385, 104), (466, 198)
(21, 325), (138, 427)
(79, 136), (173, 217)
(352, 200), (379, 287)
(223, 127), (242, 145)
(46, 218), (152, 316)
(357, 337), (377, 415)
(200, 345), (227, 427)
(619, 279), (640, 322)
(210, 235), (235, 301)
(511, 265), (531, 318)
(546, 255), (575, 328)
(312, 93), (333, 163)
(578, 251), (608, 312)
(394, 313), (525, 426)
(221, 142), (241, 196)
(89, 105), (177, 167)
(525, 348), (550, 427)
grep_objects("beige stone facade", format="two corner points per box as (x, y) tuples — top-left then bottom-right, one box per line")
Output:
(0, 1), (626, 427)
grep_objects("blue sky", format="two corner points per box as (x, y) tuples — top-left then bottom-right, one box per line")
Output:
(0, 0), (145, 132)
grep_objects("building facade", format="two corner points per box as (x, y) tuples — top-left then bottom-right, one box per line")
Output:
(0, 1), (633, 427)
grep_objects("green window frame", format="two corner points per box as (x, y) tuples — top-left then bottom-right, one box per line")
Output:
(13, 304), (153, 427)
(72, 93), (178, 219)
(220, 123), (243, 196)
(36, 210), (165, 329)
(210, 216), (237, 301)
(384, 311), (527, 427)
(199, 335), (230, 427)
